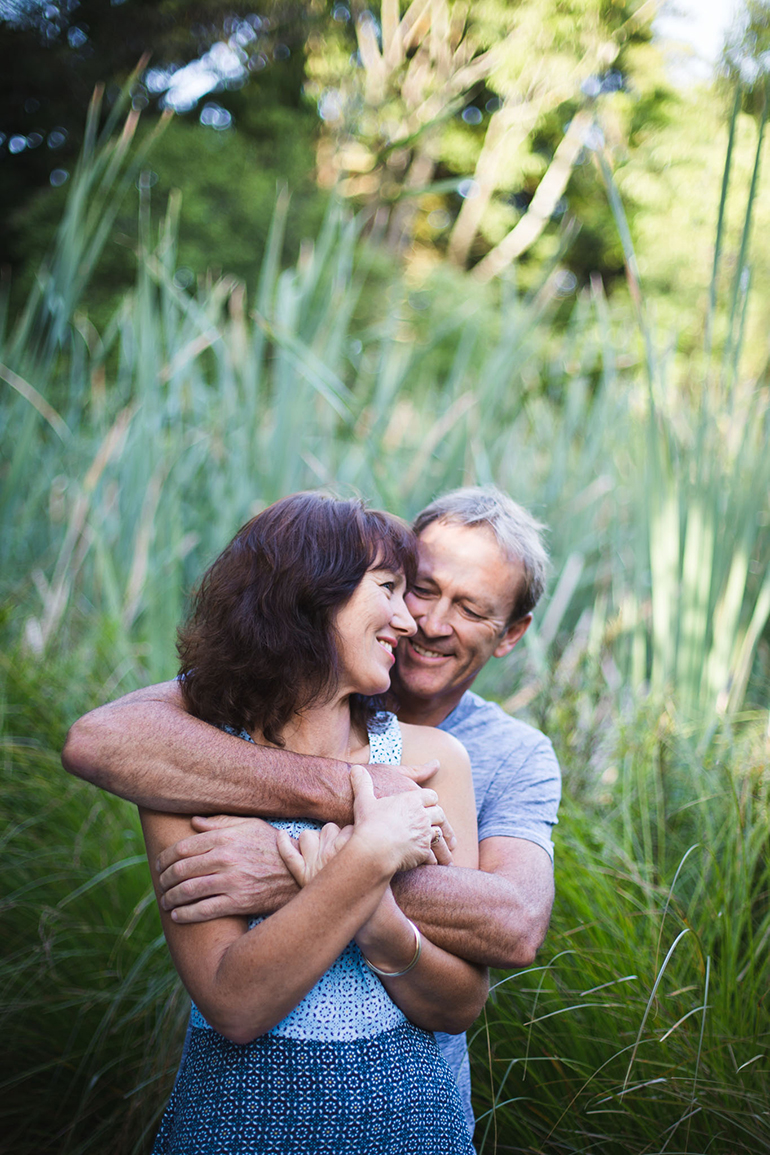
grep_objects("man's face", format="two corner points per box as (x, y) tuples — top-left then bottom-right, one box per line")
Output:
(394, 520), (531, 721)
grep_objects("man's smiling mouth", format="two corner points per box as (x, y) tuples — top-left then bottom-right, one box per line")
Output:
(411, 640), (450, 659)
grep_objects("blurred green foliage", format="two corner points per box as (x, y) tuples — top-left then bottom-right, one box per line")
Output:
(2, 10), (770, 1155)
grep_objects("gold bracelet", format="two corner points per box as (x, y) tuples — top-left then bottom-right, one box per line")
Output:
(362, 919), (422, 978)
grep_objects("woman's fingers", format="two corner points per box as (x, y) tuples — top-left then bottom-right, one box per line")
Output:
(278, 824), (350, 888)
(276, 829), (306, 887)
(350, 764), (376, 822)
(418, 789), (456, 850)
(335, 823), (354, 849)
(430, 828), (453, 866)
(348, 764), (455, 873)
(319, 822), (342, 866)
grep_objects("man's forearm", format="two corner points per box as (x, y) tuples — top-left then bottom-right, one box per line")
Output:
(62, 683), (355, 822)
(391, 862), (552, 970)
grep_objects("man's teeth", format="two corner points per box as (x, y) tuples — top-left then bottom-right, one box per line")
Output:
(412, 641), (446, 658)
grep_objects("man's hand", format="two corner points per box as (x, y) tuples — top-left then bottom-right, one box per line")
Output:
(156, 815), (299, 923)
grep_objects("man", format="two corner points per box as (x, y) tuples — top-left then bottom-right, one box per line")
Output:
(62, 485), (561, 1139)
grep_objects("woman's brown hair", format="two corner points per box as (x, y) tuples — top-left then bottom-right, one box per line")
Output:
(177, 492), (418, 745)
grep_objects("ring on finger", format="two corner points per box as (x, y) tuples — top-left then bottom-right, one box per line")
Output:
(431, 827), (442, 845)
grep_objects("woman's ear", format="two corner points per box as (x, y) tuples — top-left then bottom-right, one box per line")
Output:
(493, 613), (531, 659)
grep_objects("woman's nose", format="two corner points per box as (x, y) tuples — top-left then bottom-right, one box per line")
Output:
(393, 595), (417, 636)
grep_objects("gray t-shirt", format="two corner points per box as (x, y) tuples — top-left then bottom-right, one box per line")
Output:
(431, 689), (562, 1137)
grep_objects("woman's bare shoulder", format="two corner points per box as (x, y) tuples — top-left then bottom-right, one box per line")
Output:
(399, 722), (470, 772)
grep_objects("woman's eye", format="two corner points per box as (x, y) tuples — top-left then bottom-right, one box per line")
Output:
(381, 580), (396, 592)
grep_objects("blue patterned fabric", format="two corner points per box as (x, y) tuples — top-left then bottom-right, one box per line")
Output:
(151, 713), (473, 1154)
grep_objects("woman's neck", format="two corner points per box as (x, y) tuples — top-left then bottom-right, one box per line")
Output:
(255, 696), (369, 762)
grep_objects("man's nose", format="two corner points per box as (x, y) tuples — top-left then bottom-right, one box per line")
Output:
(419, 601), (454, 638)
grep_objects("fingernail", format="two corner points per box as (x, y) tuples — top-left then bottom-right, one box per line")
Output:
(171, 910), (178, 921)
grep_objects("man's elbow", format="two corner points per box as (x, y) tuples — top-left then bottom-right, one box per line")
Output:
(425, 972), (489, 1034)
(489, 912), (551, 971)
(61, 715), (107, 786)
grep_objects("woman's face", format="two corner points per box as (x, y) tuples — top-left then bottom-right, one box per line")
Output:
(334, 564), (416, 698)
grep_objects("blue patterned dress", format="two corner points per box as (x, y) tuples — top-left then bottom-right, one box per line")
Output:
(151, 713), (474, 1154)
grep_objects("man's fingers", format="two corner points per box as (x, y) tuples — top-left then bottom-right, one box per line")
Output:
(401, 759), (440, 784)
(161, 874), (222, 910)
(190, 814), (250, 831)
(168, 896), (240, 924)
(157, 833), (217, 876)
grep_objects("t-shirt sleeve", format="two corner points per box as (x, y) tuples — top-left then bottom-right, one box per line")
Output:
(476, 733), (561, 861)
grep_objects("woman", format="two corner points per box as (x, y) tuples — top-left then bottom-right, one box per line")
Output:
(141, 492), (488, 1154)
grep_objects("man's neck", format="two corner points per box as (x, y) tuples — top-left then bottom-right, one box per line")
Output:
(393, 687), (465, 729)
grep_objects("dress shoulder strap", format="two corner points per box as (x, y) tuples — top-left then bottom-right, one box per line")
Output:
(367, 711), (403, 766)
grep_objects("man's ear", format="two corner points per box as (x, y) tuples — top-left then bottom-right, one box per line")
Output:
(493, 613), (531, 659)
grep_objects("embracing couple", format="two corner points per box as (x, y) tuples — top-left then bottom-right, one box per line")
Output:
(63, 485), (561, 1153)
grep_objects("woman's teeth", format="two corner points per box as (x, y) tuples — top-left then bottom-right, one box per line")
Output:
(378, 640), (393, 654)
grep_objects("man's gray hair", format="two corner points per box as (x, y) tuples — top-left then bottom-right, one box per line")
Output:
(413, 485), (549, 623)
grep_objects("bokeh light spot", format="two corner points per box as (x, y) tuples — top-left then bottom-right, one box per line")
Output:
(457, 178), (480, 200)
(427, 209), (450, 229)
(200, 102), (232, 129)
(319, 89), (344, 122)
(462, 106), (482, 124)
(581, 76), (602, 97)
(173, 268), (195, 289)
(67, 26), (88, 48)
(50, 168), (69, 186)
(554, 270), (577, 297)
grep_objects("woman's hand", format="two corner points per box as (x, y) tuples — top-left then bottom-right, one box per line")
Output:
(348, 764), (436, 875)
(277, 765), (450, 890)
(277, 822), (353, 889)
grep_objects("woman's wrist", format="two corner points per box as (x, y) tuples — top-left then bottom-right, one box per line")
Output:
(346, 827), (402, 881)
(362, 919), (421, 978)
(354, 890), (421, 974)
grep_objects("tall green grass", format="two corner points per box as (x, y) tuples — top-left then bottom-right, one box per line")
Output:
(473, 707), (770, 1153)
(1, 91), (769, 1153)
